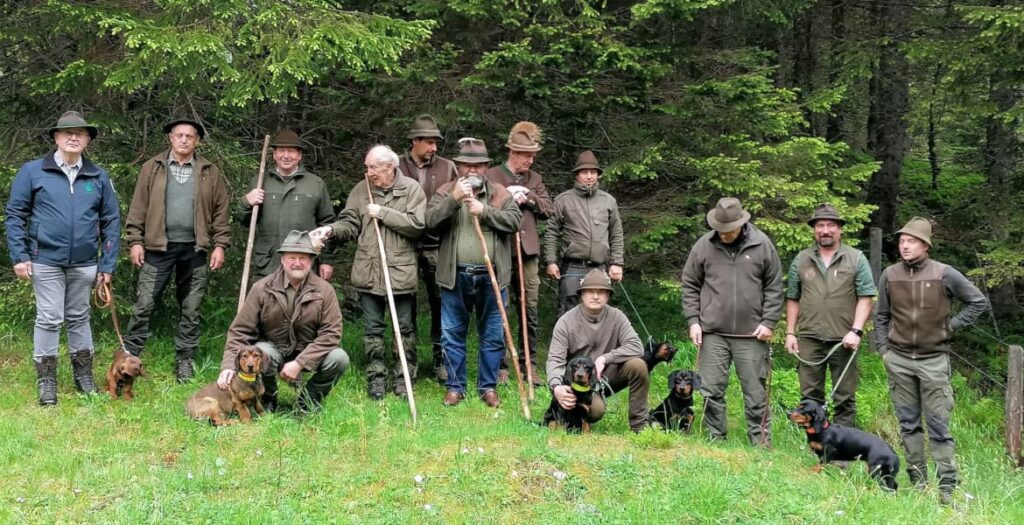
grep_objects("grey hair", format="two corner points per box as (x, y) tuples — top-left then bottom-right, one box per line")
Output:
(367, 144), (399, 166)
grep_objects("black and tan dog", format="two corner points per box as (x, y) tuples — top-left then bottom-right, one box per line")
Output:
(649, 369), (700, 432)
(642, 340), (678, 372)
(788, 400), (900, 491)
(543, 356), (597, 433)
(105, 348), (144, 400)
(186, 346), (265, 426)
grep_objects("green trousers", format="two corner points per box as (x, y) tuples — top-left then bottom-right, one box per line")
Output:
(883, 350), (958, 490)
(698, 334), (771, 446)
(797, 337), (859, 427)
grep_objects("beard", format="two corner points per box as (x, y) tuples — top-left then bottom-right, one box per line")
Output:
(287, 267), (310, 281)
(816, 236), (836, 248)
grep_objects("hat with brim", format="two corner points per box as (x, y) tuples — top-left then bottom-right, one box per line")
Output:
(577, 268), (614, 296)
(452, 137), (491, 164)
(895, 217), (933, 247)
(163, 118), (206, 139)
(706, 197), (751, 232)
(807, 203), (846, 227)
(277, 230), (320, 255)
(572, 150), (602, 174)
(48, 111), (98, 140)
(271, 129), (304, 151)
(407, 114), (443, 140)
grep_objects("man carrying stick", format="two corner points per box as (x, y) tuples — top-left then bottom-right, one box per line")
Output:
(312, 145), (426, 401)
(425, 138), (523, 407)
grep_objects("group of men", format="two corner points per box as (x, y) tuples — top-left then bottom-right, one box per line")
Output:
(6, 110), (990, 500)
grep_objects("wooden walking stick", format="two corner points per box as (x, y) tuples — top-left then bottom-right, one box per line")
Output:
(514, 233), (535, 401)
(365, 175), (419, 424)
(472, 215), (531, 419)
(238, 135), (272, 311)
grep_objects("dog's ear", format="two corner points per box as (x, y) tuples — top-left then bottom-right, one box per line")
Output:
(691, 372), (701, 391)
(235, 347), (247, 371)
(811, 403), (828, 433)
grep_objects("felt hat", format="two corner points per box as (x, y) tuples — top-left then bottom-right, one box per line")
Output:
(452, 137), (491, 164)
(577, 268), (614, 296)
(572, 150), (602, 174)
(895, 217), (933, 247)
(271, 129), (304, 150)
(277, 230), (320, 255)
(706, 197), (751, 233)
(807, 203), (845, 227)
(506, 121), (542, 152)
(163, 117), (206, 139)
(407, 114), (443, 140)
(48, 111), (98, 140)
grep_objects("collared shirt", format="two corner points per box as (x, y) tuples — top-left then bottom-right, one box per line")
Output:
(168, 153), (195, 184)
(53, 151), (82, 186)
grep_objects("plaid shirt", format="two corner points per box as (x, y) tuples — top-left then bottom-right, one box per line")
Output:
(53, 151), (82, 186)
(168, 153), (194, 184)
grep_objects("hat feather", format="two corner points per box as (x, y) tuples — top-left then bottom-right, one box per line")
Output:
(509, 121), (542, 144)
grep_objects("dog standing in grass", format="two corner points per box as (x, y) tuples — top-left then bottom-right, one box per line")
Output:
(187, 346), (265, 426)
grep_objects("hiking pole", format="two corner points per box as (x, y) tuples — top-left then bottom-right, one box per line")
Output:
(365, 175), (419, 424)
(514, 233), (535, 401)
(238, 135), (272, 311)
(472, 215), (531, 419)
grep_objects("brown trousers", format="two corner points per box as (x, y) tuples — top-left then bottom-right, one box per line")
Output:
(586, 357), (650, 431)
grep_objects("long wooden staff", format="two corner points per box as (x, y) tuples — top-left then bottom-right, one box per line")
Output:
(472, 215), (531, 419)
(238, 135), (272, 311)
(365, 175), (418, 424)
(514, 233), (535, 401)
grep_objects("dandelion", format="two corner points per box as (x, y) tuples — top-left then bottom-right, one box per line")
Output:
(256, 450), (263, 458)
(186, 472), (194, 480)
(414, 474), (424, 484)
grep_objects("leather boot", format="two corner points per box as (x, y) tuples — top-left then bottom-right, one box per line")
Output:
(70, 350), (98, 394)
(175, 350), (195, 383)
(35, 356), (58, 406)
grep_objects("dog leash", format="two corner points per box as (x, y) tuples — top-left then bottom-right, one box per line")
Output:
(616, 281), (654, 344)
(93, 280), (127, 351)
(792, 341), (860, 415)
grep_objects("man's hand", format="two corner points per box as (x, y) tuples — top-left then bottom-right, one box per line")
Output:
(366, 203), (382, 219)
(309, 226), (333, 252)
(13, 261), (32, 280)
(245, 188), (265, 206)
(546, 263), (561, 280)
(465, 198), (484, 216)
(217, 369), (235, 390)
(594, 355), (607, 381)
(785, 333), (799, 355)
(130, 244), (145, 267)
(752, 324), (773, 342)
(96, 272), (112, 286)
(318, 264), (334, 281)
(842, 330), (862, 350)
(608, 264), (623, 282)
(451, 178), (472, 202)
(209, 246), (225, 271)
(553, 385), (577, 410)
(280, 361), (302, 382)
(689, 324), (703, 348)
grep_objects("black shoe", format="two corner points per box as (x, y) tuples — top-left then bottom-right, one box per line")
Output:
(70, 351), (97, 394)
(368, 377), (386, 401)
(35, 356), (58, 406)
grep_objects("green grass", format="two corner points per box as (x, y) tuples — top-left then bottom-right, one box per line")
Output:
(1, 280), (1022, 524)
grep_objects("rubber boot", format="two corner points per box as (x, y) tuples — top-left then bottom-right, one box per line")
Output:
(35, 356), (58, 406)
(70, 350), (98, 394)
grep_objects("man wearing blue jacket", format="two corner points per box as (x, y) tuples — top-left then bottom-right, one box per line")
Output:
(5, 111), (121, 406)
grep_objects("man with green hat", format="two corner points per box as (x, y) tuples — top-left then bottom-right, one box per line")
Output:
(546, 268), (650, 432)
(398, 114), (458, 383)
(123, 115), (231, 382)
(681, 197), (783, 447)
(875, 216), (989, 503)
(239, 128), (336, 280)
(544, 150), (624, 317)
(784, 204), (876, 427)
(6, 110), (121, 405)
(219, 230), (349, 413)
(486, 121), (555, 387)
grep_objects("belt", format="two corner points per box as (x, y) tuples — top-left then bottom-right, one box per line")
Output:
(562, 258), (604, 268)
(457, 264), (490, 275)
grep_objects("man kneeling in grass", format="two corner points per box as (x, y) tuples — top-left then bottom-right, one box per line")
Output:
(546, 269), (650, 432)
(218, 230), (349, 413)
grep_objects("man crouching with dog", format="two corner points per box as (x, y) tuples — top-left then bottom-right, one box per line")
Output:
(546, 269), (650, 432)
(217, 230), (349, 414)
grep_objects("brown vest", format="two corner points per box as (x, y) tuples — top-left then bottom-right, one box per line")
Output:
(795, 244), (861, 340)
(883, 258), (952, 356)
(399, 153), (457, 249)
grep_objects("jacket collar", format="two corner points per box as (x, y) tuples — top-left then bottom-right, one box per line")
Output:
(268, 265), (313, 294)
(154, 149), (211, 172)
(405, 150), (434, 169)
(368, 170), (411, 198)
(574, 181), (598, 197)
(900, 253), (931, 272)
(41, 151), (103, 177)
(271, 166), (306, 181)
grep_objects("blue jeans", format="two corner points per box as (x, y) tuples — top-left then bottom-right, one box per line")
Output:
(31, 263), (97, 359)
(441, 266), (507, 395)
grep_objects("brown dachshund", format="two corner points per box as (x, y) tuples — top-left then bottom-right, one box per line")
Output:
(186, 346), (265, 426)
(106, 349), (144, 400)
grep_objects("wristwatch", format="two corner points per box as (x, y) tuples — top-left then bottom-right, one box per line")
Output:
(850, 328), (864, 337)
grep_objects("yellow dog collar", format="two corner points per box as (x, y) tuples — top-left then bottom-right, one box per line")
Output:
(238, 372), (258, 383)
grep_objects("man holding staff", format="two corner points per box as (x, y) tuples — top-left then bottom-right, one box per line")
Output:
(425, 138), (523, 407)
(239, 129), (336, 281)
(312, 145), (426, 400)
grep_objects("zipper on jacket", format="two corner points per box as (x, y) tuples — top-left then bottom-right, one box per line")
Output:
(910, 266), (918, 350)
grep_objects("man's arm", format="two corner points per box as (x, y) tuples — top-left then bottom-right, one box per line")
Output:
(546, 316), (571, 389)
(97, 172), (121, 274)
(376, 184), (426, 239)
(328, 190), (364, 242)
(526, 176), (555, 220)
(124, 164), (152, 247)
(608, 198), (625, 267)
(874, 270), (891, 355)
(294, 291), (343, 371)
(605, 310), (644, 364)
(221, 286), (264, 370)
(425, 190), (460, 230)
(760, 242), (784, 329)
(5, 166), (33, 265)
(944, 267), (990, 330)
(480, 194), (522, 233)
(680, 243), (705, 327)
(543, 199), (564, 266)
(210, 167), (232, 250)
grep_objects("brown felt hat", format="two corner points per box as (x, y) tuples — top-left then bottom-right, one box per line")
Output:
(271, 129), (304, 151)
(572, 150), (602, 174)
(163, 117), (206, 139)
(895, 217), (933, 247)
(506, 121), (542, 152)
(452, 137), (491, 164)
(577, 268), (614, 296)
(807, 203), (845, 227)
(706, 197), (751, 232)
(407, 114), (443, 140)
(48, 111), (98, 140)
(277, 230), (320, 255)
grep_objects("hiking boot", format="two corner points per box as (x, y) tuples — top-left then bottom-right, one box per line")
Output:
(939, 488), (953, 506)
(35, 356), (58, 406)
(69, 350), (97, 394)
(175, 353), (194, 383)
(908, 466), (929, 489)
(368, 377), (387, 401)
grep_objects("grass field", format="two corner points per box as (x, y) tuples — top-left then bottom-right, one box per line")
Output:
(1, 281), (1022, 524)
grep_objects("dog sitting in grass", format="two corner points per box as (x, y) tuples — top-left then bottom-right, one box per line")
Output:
(649, 369), (700, 432)
(105, 348), (144, 400)
(186, 346), (265, 426)
(543, 356), (597, 433)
